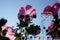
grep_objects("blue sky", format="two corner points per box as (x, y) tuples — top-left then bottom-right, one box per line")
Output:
(0, 0), (58, 40)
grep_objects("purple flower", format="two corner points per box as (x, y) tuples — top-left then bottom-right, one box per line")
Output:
(43, 3), (60, 19)
(48, 21), (54, 30)
(43, 6), (53, 15)
(1, 26), (16, 40)
(18, 5), (36, 22)
(52, 3), (60, 17)
(47, 19), (60, 39)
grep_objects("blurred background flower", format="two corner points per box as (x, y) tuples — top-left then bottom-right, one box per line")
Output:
(1, 26), (16, 40)
(43, 3), (60, 19)
(43, 2), (60, 39)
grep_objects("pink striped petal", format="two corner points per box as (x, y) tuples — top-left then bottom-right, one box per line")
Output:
(18, 5), (36, 21)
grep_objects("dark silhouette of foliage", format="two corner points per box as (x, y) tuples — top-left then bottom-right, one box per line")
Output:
(0, 36), (10, 40)
(0, 18), (7, 27)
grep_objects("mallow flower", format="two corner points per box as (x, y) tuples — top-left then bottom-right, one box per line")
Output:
(18, 5), (36, 22)
(1, 26), (16, 40)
